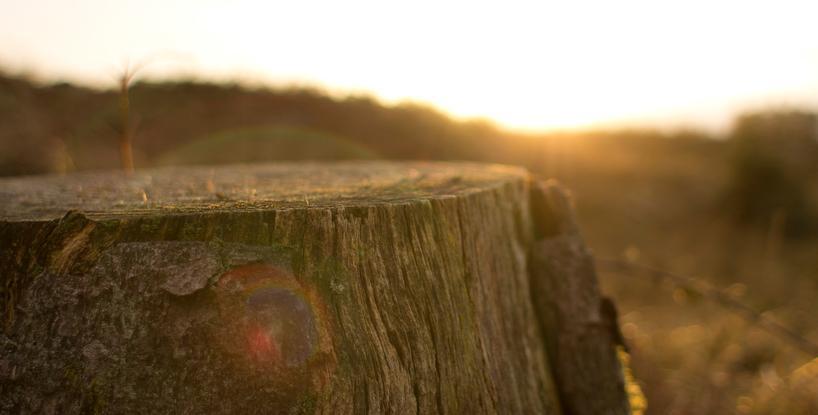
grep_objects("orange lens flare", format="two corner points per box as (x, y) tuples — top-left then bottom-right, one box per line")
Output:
(217, 264), (320, 368)
(248, 324), (281, 363)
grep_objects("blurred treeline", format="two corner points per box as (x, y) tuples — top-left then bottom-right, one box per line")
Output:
(0, 72), (541, 175)
(2, 72), (818, 414)
(2, 71), (816, 238)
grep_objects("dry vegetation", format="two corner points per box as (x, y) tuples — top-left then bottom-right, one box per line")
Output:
(2, 72), (817, 414)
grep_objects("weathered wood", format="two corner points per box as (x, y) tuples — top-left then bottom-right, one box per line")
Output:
(0, 162), (568, 414)
(529, 180), (631, 415)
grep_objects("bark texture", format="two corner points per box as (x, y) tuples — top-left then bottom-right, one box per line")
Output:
(528, 180), (631, 415)
(1, 162), (564, 414)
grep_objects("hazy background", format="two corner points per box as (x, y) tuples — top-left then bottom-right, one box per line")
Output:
(3, 0), (818, 131)
(3, 1), (818, 414)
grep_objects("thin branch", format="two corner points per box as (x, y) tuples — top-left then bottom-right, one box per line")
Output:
(596, 258), (818, 357)
(118, 67), (135, 175)
(113, 53), (193, 175)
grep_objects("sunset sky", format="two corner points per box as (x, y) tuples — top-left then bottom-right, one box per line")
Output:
(2, 0), (818, 131)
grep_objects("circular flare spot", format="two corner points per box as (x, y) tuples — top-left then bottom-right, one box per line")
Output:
(217, 264), (319, 368)
(246, 286), (316, 367)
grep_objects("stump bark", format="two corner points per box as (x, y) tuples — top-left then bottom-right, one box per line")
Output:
(0, 161), (629, 414)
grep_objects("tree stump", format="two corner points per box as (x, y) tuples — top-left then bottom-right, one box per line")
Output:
(0, 161), (629, 414)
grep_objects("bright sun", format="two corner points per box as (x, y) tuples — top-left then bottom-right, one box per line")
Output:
(1, 0), (817, 131)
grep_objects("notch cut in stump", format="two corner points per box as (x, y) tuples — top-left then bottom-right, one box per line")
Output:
(0, 162), (630, 414)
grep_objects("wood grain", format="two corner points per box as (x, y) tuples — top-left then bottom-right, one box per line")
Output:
(1, 162), (563, 414)
(529, 180), (631, 415)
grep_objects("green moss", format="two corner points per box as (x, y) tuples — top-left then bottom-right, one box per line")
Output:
(138, 219), (163, 234)
(312, 258), (349, 301)
(178, 217), (204, 240)
(85, 377), (106, 415)
(289, 393), (317, 415)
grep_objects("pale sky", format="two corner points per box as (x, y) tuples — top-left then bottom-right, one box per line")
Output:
(2, 0), (818, 131)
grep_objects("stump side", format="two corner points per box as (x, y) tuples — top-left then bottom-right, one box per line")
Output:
(0, 162), (561, 414)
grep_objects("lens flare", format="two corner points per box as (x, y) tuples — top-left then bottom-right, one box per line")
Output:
(216, 263), (320, 368)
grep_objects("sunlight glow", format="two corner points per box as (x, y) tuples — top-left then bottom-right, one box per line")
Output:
(2, 0), (817, 131)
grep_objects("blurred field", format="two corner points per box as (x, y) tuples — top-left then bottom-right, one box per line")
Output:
(2, 72), (817, 414)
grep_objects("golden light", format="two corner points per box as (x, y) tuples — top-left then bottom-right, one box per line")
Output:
(1, 0), (817, 131)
